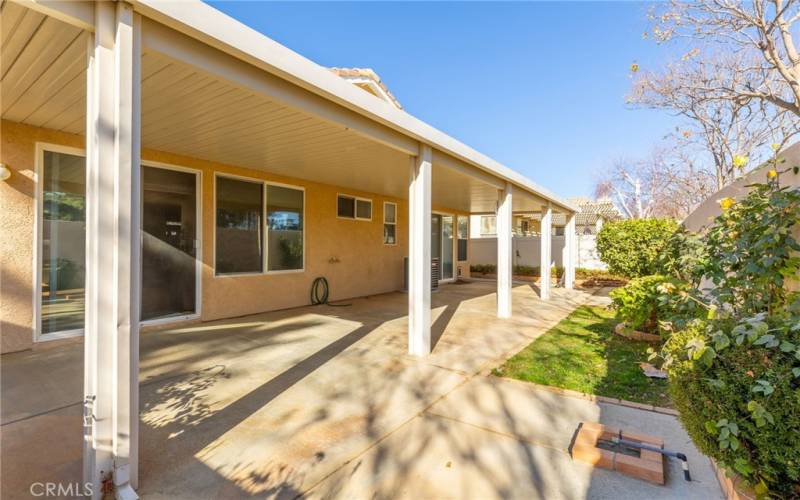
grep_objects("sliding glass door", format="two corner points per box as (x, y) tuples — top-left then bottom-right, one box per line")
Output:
(441, 215), (454, 280)
(141, 166), (199, 321)
(431, 213), (455, 282)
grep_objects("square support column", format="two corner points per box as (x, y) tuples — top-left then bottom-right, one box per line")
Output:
(565, 212), (576, 289)
(496, 182), (513, 318)
(83, 2), (141, 498)
(408, 144), (432, 356)
(540, 203), (552, 300)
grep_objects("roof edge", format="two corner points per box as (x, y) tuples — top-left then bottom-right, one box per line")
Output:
(131, 0), (577, 212)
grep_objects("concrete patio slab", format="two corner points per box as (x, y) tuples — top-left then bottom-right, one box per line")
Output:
(1, 281), (719, 499)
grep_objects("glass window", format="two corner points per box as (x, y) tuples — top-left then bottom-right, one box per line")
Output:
(267, 184), (304, 271)
(41, 151), (86, 335)
(215, 176), (263, 274)
(141, 166), (198, 321)
(480, 215), (496, 235)
(383, 202), (397, 245)
(337, 195), (355, 218)
(337, 194), (372, 220)
(356, 199), (372, 219)
(457, 216), (468, 261)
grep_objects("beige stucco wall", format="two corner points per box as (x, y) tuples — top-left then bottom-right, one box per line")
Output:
(0, 120), (471, 353)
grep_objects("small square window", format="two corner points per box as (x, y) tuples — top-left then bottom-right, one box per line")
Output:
(384, 202), (396, 224)
(356, 199), (372, 219)
(337, 195), (355, 218)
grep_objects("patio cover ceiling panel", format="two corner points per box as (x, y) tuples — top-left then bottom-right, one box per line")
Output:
(0, 4), (552, 215)
(140, 51), (416, 200)
(0, 1), (87, 135)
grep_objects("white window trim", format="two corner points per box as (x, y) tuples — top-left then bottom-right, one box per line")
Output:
(33, 142), (87, 343)
(433, 211), (457, 284)
(32, 146), (207, 341)
(140, 159), (203, 326)
(383, 201), (397, 246)
(213, 172), (265, 277)
(336, 193), (372, 221)
(265, 180), (306, 274)
(213, 172), (306, 277)
(457, 215), (469, 262)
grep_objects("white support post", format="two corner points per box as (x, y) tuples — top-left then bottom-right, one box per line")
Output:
(565, 212), (576, 290)
(84, 2), (140, 499)
(496, 182), (513, 318)
(408, 144), (432, 356)
(540, 203), (552, 300)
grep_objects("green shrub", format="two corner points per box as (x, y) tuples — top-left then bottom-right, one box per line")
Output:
(657, 226), (706, 285)
(470, 264), (496, 274)
(661, 313), (800, 496)
(513, 265), (538, 276)
(654, 163), (800, 496)
(469, 264), (564, 279)
(575, 268), (626, 281)
(596, 218), (679, 278)
(703, 182), (800, 316)
(609, 275), (700, 336)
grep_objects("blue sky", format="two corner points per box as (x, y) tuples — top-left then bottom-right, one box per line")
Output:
(208, 1), (684, 199)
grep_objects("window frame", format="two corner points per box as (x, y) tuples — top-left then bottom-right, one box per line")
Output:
(336, 193), (372, 221)
(265, 181), (306, 274)
(457, 215), (468, 261)
(33, 142), (88, 342)
(383, 201), (397, 246)
(213, 172), (306, 278)
(140, 159), (203, 327)
(480, 215), (497, 236)
(213, 172), (266, 277)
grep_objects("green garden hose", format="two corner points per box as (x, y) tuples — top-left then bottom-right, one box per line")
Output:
(311, 277), (351, 307)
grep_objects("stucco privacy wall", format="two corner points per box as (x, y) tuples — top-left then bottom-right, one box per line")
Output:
(683, 143), (800, 293)
(0, 120), (470, 353)
(469, 235), (604, 271)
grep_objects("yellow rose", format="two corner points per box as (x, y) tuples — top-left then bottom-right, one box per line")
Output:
(719, 197), (735, 210)
(657, 282), (676, 294)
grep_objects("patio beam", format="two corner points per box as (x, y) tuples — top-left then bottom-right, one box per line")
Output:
(84, 2), (141, 498)
(431, 150), (505, 190)
(540, 203), (552, 299)
(140, 18), (418, 157)
(408, 144), (432, 356)
(496, 182), (513, 318)
(565, 212), (576, 289)
(13, 0), (96, 32)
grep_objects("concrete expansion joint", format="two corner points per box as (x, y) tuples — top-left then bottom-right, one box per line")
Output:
(423, 410), (567, 455)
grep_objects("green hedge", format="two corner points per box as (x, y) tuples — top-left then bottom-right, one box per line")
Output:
(596, 218), (678, 278)
(663, 316), (800, 495)
(469, 264), (565, 278)
(653, 170), (800, 496)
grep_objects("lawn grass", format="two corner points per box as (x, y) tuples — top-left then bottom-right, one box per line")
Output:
(493, 305), (671, 407)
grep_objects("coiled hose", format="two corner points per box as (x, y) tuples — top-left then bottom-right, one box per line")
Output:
(311, 277), (351, 307)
